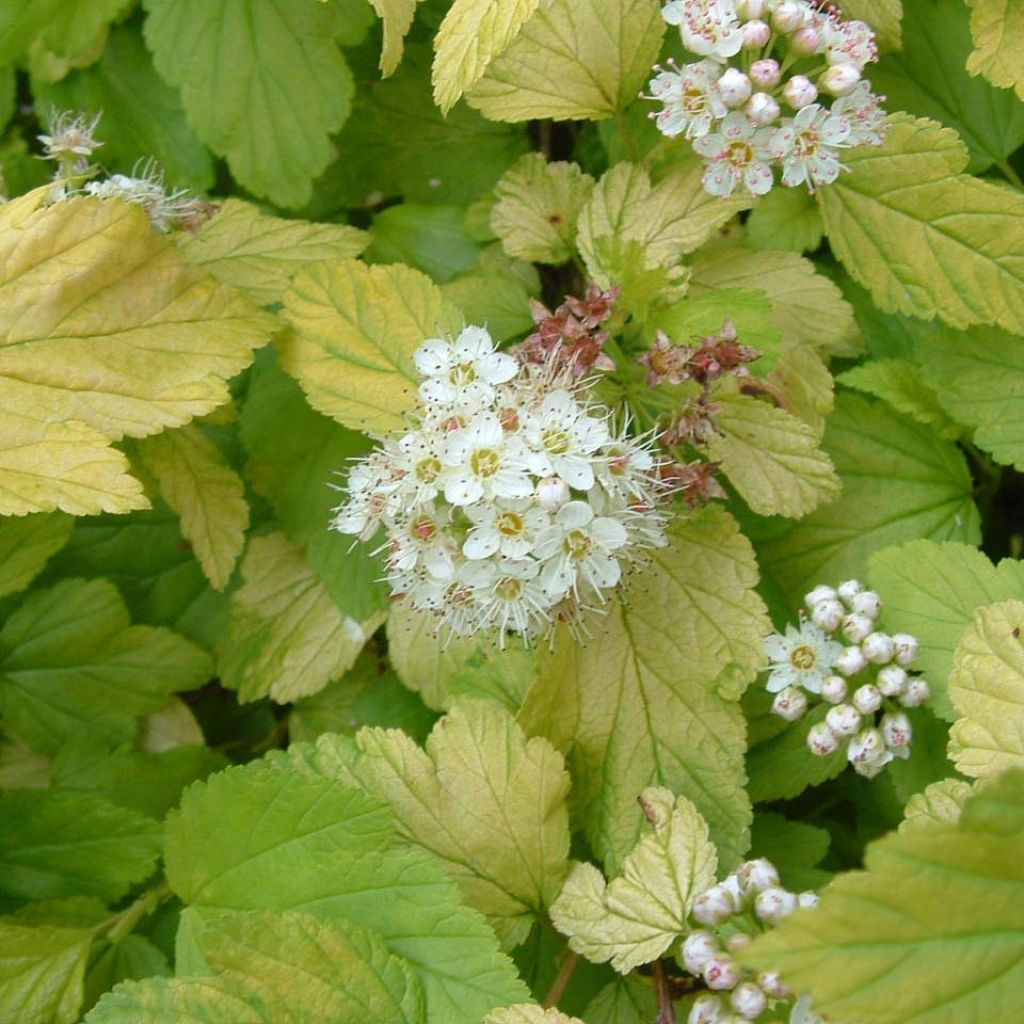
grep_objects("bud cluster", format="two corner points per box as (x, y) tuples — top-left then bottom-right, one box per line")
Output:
(764, 579), (931, 778)
(645, 0), (887, 197)
(684, 858), (816, 1023)
(333, 325), (671, 643)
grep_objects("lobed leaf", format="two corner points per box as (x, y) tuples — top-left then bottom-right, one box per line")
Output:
(965, 0), (1024, 100)
(0, 513), (72, 599)
(0, 922), (93, 1024)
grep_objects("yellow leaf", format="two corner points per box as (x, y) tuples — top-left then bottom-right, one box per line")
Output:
(965, 0), (1024, 100)
(465, 0), (664, 122)
(180, 198), (367, 307)
(280, 259), (444, 435)
(486, 1008), (583, 1024)
(840, 0), (903, 50)
(433, 0), (541, 113)
(137, 424), (249, 590)
(368, 0), (422, 76)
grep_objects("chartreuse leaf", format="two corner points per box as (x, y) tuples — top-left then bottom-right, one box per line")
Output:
(137, 425), (248, 591)
(965, 0), (1024, 100)
(368, 0), (423, 76)
(520, 508), (768, 874)
(0, 578), (212, 753)
(818, 114), (1024, 334)
(180, 199), (367, 307)
(838, 359), (960, 438)
(752, 394), (979, 610)
(0, 790), (161, 903)
(143, 0), (354, 208)
(745, 188), (823, 254)
(485, 1007), (582, 1024)
(869, 0), (1024, 173)
(333, 702), (571, 947)
(706, 385), (840, 519)
(948, 600), (1024, 779)
(219, 532), (384, 704)
(0, 921), (93, 1024)
(491, 154), (595, 266)
(0, 513), (72, 599)
(280, 259), (444, 435)
(465, 0), (664, 121)
(0, 0), (129, 63)
(839, 0), (902, 50)
(432, 0), (540, 112)
(767, 343), (834, 438)
(165, 762), (529, 1023)
(550, 788), (717, 973)
(868, 541), (1024, 719)
(32, 25), (214, 190)
(86, 976), (267, 1023)
(901, 778), (972, 831)
(388, 604), (536, 712)
(740, 769), (1024, 1024)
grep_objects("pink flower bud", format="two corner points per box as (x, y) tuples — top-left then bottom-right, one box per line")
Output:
(754, 887), (798, 923)
(862, 631), (895, 664)
(738, 858), (780, 895)
(805, 584), (838, 608)
(881, 711), (912, 749)
(841, 612), (873, 643)
(682, 930), (720, 974)
(826, 702), (862, 737)
(749, 58), (781, 88)
(852, 684), (882, 715)
(720, 873), (745, 912)
(837, 579), (864, 604)
(847, 726), (885, 766)
(807, 721), (841, 757)
(692, 885), (735, 926)
(811, 598), (844, 632)
(704, 954), (742, 991)
(835, 645), (868, 677)
(745, 92), (781, 126)
(772, 685), (808, 722)
(877, 664), (907, 696)
(772, 1), (808, 33)
(689, 995), (726, 1024)
(820, 674), (848, 704)
(900, 678), (931, 707)
(850, 589), (882, 618)
(757, 971), (790, 999)
(783, 74), (818, 109)
(820, 63), (862, 96)
(741, 19), (771, 49)
(791, 26), (822, 56)
(535, 475), (570, 511)
(730, 981), (768, 1020)
(718, 68), (753, 107)
(736, 0), (767, 18)
(892, 633), (919, 666)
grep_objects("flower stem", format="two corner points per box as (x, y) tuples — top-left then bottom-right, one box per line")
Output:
(616, 109), (640, 163)
(996, 159), (1023, 190)
(653, 959), (677, 1024)
(542, 950), (579, 1008)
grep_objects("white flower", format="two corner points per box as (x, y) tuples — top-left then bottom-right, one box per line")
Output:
(38, 110), (102, 162)
(663, 0), (744, 61)
(461, 558), (549, 639)
(694, 112), (775, 196)
(650, 61), (728, 140)
(441, 412), (534, 506)
(534, 500), (629, 599)
(821, 17), (877, 69)
(830, 81), (887, 147)
(522, 389), (610, 489)
(415, 325), (518, 409)
(769, 104), (851, 189)
(462, 500), (549, 560)
(386, 512), (455, 580)
(763, 620), (843, 694)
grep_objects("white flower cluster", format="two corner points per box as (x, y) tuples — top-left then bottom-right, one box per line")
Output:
(763, 579), (931, 779)
(333, 325), (669, 643)
(683, 858), (816, 1023)
(647, 0), (887, 197)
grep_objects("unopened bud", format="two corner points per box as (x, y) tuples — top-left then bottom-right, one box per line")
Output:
(900, 678), (931, 707)
(772, 1), (808, 33)
(730, 982), (768, 1020)
(862, 631), (895, 664)
(876, 664), (908, 696)
(740, 19), (771, 49)
(826, 702), (862, 737)
(726, 932), (753, 954)
(892, 633), (919, 666)
(689, 994), (726, 1024)
(835, 645), (868, 677)
(535, 475), (570, 511)
(738, 857), (780, 895)
(820, 63), (862, 96)
(820, 674), (848, 704)
(736, 0), (767, 18)
(805, 584), (838, 608)
(745, 92), (781, 126)
(848, 726), (885, 765)
(807, 721), (841, 757)
(837, 579), (864, 604)
(811, 598), (844, 632)
(757, 971), (790, 999)
(692, 885), (735, 926)
(852, 683), (883, 715)
(718, 68), (753, 107)
(754, 887), (798, 923)
(772, 685), (808, 721)
(704, 954), (742, 991)
(797, 891), (819, 910)
(783, 75), (818, 109)
(749, 58), (781, 88)
(790, 26), (822, 55)
(881, 711), (912, 750)
(720, 873), (745, 913)
(841, 613), (873, 643)
(850, 589), (882, 618)
(682, 930), (721, 973)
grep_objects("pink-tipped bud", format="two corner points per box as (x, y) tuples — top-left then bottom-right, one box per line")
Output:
(783, 75), (818, 109)
(745, 92), (781, 126)
(757, 971), (790, 999)
(738, 857), (780, 895)
(689, 994), (726, 1024)
(837, 579), (864, 604)
(754, 887), (798, 923)
(850, 589), (882, 618)
(847, 726), (886, 765)
(704, 954), (742, 991)
(805, 584), (838, 608)
(791, 26), (822, 56)
(900, 678), (931, 707)
(877, 664), (908, 697)
(682, 930), (721, 974)
(749, 58), (781, 88)
(718, 68), (753, 107)
(736, 0), (767, 18)
(852, 683), (883, 715)
(820, 63), (862, 96)
(741, 19), (771, 50)
(535, 475), (570, 511)
(836, 645), (868, 677)
(797, 890), (820, 910)
(826, 702), (862, 737)
(730, 982), (768, 1020)
(892, 633), (919, 666)
(881, 711), (912, 749)
(772, 685), (808, 722)
(692, 885), (735, 926)
(841, 612), (873, 643)
(862, 632), (895, 664)
(811, 598), (844, 632)
(720, 873), (745, 913)
(772, 1), (808, 33)
(807, 721), (841, 757)
(820, 674), (848, 704)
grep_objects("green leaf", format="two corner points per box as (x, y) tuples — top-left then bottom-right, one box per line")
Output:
(465, 0), (664, 121)
(485, 1007), (582, 1024)
(550, 788), (717, 972)
(337, 702), (571, 947)
(0, 0), (130, 63)
(165, 762), (529, 1023)
(949, 600), (1024, 779)
(219, 532), (384, 704)
(868, 541), (1024, 719)
(441, 270), (536, 344)
(432, 0), (540, 112)
(740, 769), (1024, 1024)
(368, 205), (483, 283)
(869, 0), (1024, 173)
(767, 343), (834, 438)
(82, 934), (170, 1011)
(0, 922), (93, 1024)
(86, 976), (268, 1024)
(491, 154), (595, 266)
(0, 790), (161, 903)
(706, 387), (840, 519)
(745, 188), (823, 254)
(0, 578), (212, 753)
(32, 25), (214, 190)
(143, 0), (354, 207)
(748, 813), (830, 892)
(180, 199), (367, 307)
(280, 259), (443, 435)
(818, 114), (1024, 335)
(519, 508), (768, 873)
(752, 393), (980, 611)
(965, 0), (1024, 101)
(583, 977), (659, 1024)
(0, 513), (72, 600)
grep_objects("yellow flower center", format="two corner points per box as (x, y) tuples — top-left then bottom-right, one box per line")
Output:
(727, 140), (755, 167)
(542, 426), (572, 455)
(789, 644), (817, 671)
(416, 456), (441, 482)
(496, 511), (525, 538)
(470, 448), (501, 478)
(448, 362), (477, 386)
(496, 577), (524, 601)
(564, 529), (593, 561)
